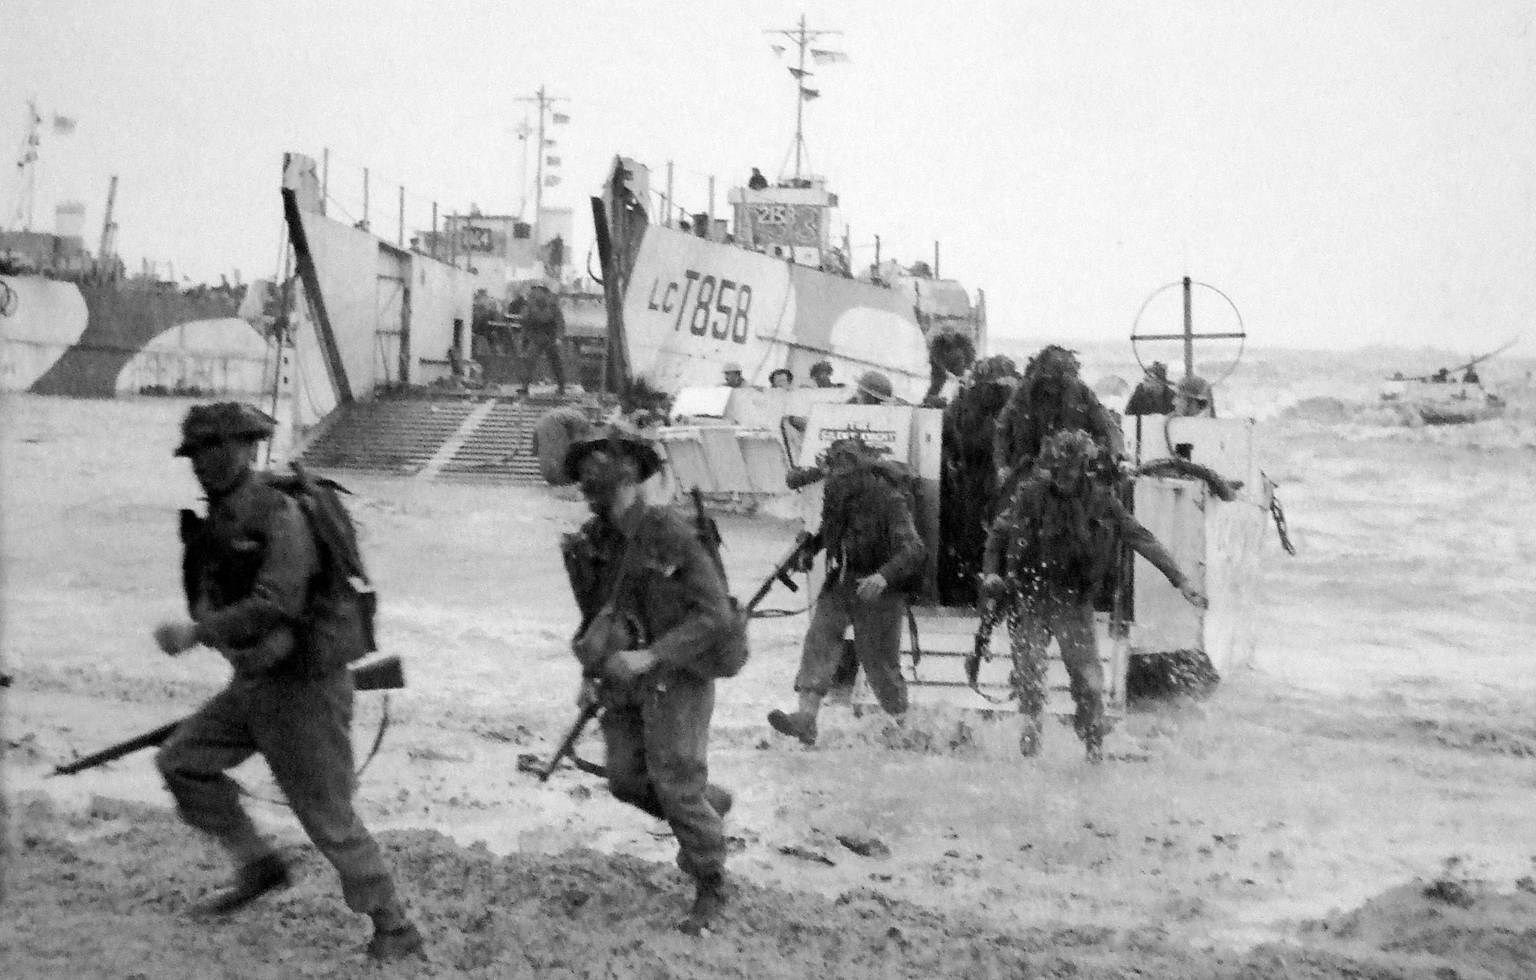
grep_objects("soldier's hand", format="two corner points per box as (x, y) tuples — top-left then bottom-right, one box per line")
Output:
(604, 648), (659, 685)
(577, 678), (599, 710)
(979, 573), (1008, 599)
(154, 621), (199, 656)
(855, 573), (887, 602)
(1179, 582), (1208, 609)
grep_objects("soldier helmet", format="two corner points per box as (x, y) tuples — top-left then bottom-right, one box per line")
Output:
(722, 361), (743, 375)
(854, 370), (893, 401)
(1176, 374), (1213, 404)
(174, 402), (277, 456)
(562, 422), (664, 483)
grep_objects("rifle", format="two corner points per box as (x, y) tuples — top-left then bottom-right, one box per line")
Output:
(51, 654), (406, 777)
(533, 700), (601, 782)
(532, 528), (816, 781)
(745, 531), (814, 614)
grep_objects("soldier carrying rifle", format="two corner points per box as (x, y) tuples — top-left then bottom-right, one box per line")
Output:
(559, 423), (740, 935)
(150, 402), (422, 961)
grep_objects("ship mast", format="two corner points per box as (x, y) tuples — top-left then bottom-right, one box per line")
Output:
(98, 175), (119, 267)
(11, 99), (42, 230)
(515, 85), (568, 277)
(765, 15), (842, 181)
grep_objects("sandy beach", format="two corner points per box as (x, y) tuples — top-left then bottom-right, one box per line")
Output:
(4, 348), (1535, 978)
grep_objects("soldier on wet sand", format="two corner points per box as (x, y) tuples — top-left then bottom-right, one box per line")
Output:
(151, 403), (422, 961)
(979, 429), (1206, 762)
(768, 437), (926, 747)
(559, 425), (739, 935)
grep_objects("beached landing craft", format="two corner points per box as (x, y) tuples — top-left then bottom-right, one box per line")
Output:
(1378, 339), (1515, 426)
(1, 103), (269, 398)
(646, 280), (1274, 727)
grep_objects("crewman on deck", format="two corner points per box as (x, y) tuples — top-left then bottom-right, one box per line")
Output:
(808, 360), (839, 388)
(1173, 375), (1216, 418)
(722, 362), (745, 388)
(1125, 362), (1176, 416)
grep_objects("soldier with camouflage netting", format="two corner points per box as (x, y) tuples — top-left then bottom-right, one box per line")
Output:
(979, 429), (1206, 762)
(992, 345), (1124, 496)
(937, 354), (1020, 605)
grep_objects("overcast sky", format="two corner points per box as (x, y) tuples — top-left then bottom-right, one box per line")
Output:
(4, 0), (1533, 353)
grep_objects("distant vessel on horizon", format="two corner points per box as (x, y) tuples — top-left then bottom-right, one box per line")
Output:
(1379, 338), (1515, 425)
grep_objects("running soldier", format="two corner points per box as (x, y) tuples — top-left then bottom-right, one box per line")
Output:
(152, 403), (421, 960)
(979, 429), (1206, 762)
(768, 437), (926, 746)
(560, 425), (738, 935)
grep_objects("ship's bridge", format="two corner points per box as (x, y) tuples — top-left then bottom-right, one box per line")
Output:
(727, 179), (840, 270)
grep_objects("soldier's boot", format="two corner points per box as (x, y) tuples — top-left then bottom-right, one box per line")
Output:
(1084, 729), (1105, 764)
(677, 873), (727, 936)
(191, 853), (290, 916)
(767, 710), (818, 747)
(366, 906), (425, 961)
(1075, 697), (1107, 764)
(1017, 715), (1043, 758)
(705, 784), (734, 820)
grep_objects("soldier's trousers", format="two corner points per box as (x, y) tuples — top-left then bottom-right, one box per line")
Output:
(519, 330), (565, 390)
(795, 580), (908, 715)
(601, 669), (727, 882)
(156, 671), (401, 915)
(1006, 592), (1104, 742)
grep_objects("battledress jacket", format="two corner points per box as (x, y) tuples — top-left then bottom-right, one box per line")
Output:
(562, 501), (736, 680)
(982, 477), (1186, 601)
(185, 473), (323, 678)
(807, 467), (926, 591)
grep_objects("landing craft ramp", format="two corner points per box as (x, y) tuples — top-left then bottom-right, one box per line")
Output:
(648, 398), (1270, 717)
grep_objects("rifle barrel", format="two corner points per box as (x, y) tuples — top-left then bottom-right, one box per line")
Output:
(52, 720), (182, 776)
(538, 701), (601, 782)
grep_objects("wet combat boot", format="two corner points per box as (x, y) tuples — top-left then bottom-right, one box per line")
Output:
(705, 784), (734, 820)
(1017, 716), (1043, 758)
(192, 853), (290, 916)
(677, 873), (727, 936)
(767, 709), (818, 746)
(367, 907), (425, 961)
(1076, 700), (1107, 764)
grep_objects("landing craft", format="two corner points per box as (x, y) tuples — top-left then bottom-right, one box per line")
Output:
(590, 155), (985, 403)
(1378, 338), (1516, 426)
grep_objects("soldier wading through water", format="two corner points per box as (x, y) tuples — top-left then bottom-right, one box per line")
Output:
(560, 425), (741, 935)
(768, 437), (926, 746)
(152, 403), (422, 961)
(980, 429), (1207, 762)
